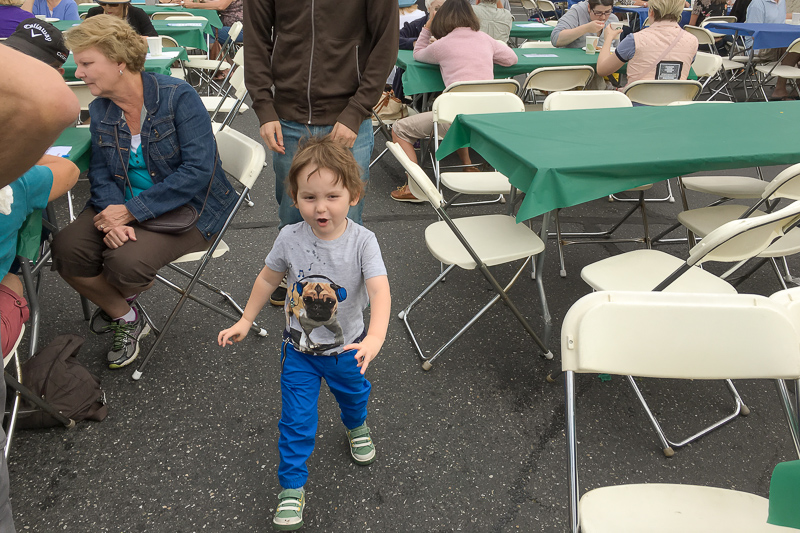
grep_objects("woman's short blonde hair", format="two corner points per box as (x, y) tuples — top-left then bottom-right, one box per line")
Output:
(64, 15), (147, 72)
(0, 0), (25, 6)
(649, 0), (684, 22)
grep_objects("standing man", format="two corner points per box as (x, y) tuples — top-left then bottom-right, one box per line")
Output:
(244, 1), (398, 305)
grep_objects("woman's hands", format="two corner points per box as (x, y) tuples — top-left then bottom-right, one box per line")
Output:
(103, 225), (137, 249)
(94, 204), (135, 232)
(603, 24), (623, 42)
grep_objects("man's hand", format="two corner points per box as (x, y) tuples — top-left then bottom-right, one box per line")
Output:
(329, 122), (357, 148)
(584, 20), (606, 35)
(260, 121), (285, 154)
(94, 204), (135, 232)
(103, 226), (136, 249)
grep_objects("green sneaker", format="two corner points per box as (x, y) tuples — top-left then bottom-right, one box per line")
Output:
(273, 488), (305, 531)
(347, 424), (376, 465)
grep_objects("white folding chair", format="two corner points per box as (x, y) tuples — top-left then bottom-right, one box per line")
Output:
(623, 79), (702, 106)
(542, 90), (653, 278)
(131, 126), (268, 380)
(200, 48), (250, 128)
(442, 79), (520, 94)
(562, 290), (800, 533)
(677, 163), (800, 289)
(158, 35), (187, 80)
(579, 201), (800, 455)
(535, 0), (559, 20)
(183, 20), (242, 92)
(684, 25), (744, 100)
(431, 92), (525, 208)
(519, 65), (595, 111)
(752, 38), (800, 102)
(387, 141), (553, 371)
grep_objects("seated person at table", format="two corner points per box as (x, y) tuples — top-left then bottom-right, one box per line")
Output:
(688, 0), (727, 25)
(86, 0), (158, 38)
(0, 0), (33, 38)
(390, 0), (517, 202)
(596, 0), (698, 89)
(52, 16), (237, 369)
(400, 0), (427, 27)
(472, 0), (513, 42)
(392, 0), (446, 101)
(31, 0), (79, 21)
(3, 17), (68, 74)
(1, 156), (78, 361)
(746, 0), (798, 99)
(551, 0), (619, 49)
(180, 0), (242, 68)
(469, 0), (511, 10)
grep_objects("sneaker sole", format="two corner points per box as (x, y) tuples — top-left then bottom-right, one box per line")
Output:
(269, 297), (286, 306)
(108, 324), (151, 369)
(351, 449), (376, 466)
(273, 520), (304, 531)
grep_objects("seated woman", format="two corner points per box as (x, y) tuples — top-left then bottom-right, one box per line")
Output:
(179, 0), (242, 62)
(53, 16), (237, 369)
(31, 0), (79, 21)
(86, 0), (157, 38)
(1, 156), (78, 361)
(392, 0), (445, 101)
(0, 0), (33, 38)
(551, 0), (619, 49)
(596, 0), (698, 89)
(390, 0), (518, 202)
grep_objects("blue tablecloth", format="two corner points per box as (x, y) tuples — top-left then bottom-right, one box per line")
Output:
(705, 22), (800, 49)
(613, 6), (692, 30)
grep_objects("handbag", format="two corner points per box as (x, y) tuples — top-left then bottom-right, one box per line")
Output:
(373, 90), (408, 120)
(114, 128), (216, 234)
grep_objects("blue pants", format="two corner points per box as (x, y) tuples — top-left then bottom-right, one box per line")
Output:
(278, 341), (372, 489)
(272, 118), (374, 229)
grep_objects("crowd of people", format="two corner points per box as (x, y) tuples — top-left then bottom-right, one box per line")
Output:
(1, 0), (799, 529)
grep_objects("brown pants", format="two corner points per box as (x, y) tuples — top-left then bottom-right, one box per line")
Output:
(51, 208), (212, 295)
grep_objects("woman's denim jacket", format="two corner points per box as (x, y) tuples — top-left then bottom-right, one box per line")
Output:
(86, 72), (236, 239)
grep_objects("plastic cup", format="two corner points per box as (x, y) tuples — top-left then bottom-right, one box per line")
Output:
(793, 12), (800, 24)
(34, 14), (47, 20)
(146, 36), (162, 57)
(585, 35), (599, 54)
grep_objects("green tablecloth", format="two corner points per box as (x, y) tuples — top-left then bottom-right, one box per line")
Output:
(52, 19), (210, 49)
(397, 48), (601, 95)
(437, 101), (800, 222)
(76, 3), (222, 27)
(54, 127), (92, 172)
(509, 22), (554, 40)
(62, 47), (188, 80)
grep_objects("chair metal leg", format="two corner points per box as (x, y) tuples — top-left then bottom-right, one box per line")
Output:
(565, 370), (580, 533)
(611, 179), (675, 203)
(775, 379), (800, 459)
(627, 375), (749, 457)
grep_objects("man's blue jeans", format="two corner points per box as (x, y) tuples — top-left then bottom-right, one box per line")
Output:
(272, 119), (374, 229)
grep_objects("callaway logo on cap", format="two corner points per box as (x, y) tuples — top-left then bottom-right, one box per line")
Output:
(2, 18), (69, 66)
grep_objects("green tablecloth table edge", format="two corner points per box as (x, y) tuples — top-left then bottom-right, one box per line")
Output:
(62, 47), (188, 80)
(76, 3), (222, 27)
(54, 127), (92, 173)
(436, 101), (800, 222)
(509, 22), (554, 40)
(52, 19), (210, 49)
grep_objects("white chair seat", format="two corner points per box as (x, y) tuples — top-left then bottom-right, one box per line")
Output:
(200, 96), (250, 114)
(440, 171), (511, 195)
(681, 176), (769, 199)
(425, 214), (545, 270)
(184, 59), (231, 71)
(580, 249), (737, 293)
(172, 240), (229, 263)
(170, 68), (185, 80)
(756, 64), (800, 79)
(722, 57), (746, 70)
(579, 484), (790, 533)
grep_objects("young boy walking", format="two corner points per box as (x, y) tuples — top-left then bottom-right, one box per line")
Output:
(218, 137), (391, 531)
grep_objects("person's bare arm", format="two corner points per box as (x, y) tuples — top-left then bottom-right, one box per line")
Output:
(35, 155), (80, 202)
(0, 48), (79, 188)
(181, 0), (234, 10)
(20, 0), (33, 11)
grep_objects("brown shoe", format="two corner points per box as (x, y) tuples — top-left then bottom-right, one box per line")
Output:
(390, 184), (424, 203)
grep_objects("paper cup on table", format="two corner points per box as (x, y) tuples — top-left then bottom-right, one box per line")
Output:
(585, 35), (599, 54)
(793, 12), (800, 24)
(34, 14), (47, 20)
(147, 36), (163, 57)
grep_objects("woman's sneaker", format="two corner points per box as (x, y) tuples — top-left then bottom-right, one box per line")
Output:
(90, 295), (139, 334)
(106, 309), (150, 369)
(347, 424), (376, 465)
(273, 488), (305, 531)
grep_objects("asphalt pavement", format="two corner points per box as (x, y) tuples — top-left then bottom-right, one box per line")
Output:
(6, 99), (800, 533)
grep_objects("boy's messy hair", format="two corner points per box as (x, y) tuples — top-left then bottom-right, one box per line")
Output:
(286, 136), (365, 202)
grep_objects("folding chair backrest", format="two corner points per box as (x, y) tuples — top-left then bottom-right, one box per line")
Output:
(684, 25), (715, 47)
(66, 80), (96, 112)
(623, 79), (702, 106)
(701, 15), (736, 26)
(151, 11), (177, 19)
(227, 20), (243, 42)
(160, 35), (180, 48)
(443, 79), (520, 94)
(432, 91), (525, 124)
(692, 51), (722, 78)
(788, 37), (800, 56)
(770, 286), (800, 333)
(520, 41), (556, 48)
(227, 65), (248, 99)
(760, 163), (800, 201)
(232, 45), (245, 67)
(214, 126), (266, 189)
(521, 65), (595, 93)
(561, 291), (800, 379)
(386, 141), (444, 208)
(543, 90), (631, 110)
(537, 0), (557, 12)
(686, 200), (800, 266)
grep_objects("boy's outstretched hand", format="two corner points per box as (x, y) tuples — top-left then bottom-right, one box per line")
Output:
(343, 335), (383, 375)
(218, 319), (252, 346)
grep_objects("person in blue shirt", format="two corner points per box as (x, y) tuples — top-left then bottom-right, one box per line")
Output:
(31, 0), (79, 21)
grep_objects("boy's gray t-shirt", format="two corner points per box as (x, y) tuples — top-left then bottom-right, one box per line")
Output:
(265, 219), (387, 355)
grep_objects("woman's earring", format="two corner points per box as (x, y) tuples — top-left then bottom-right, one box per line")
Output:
(119, 70), (123, 76)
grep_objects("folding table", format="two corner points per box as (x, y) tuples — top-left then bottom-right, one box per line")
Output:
(61, 47), (189, 80)
(75, 3), (222, 27)
(51, 19), (211, 49)
(509, 21), (554, 46)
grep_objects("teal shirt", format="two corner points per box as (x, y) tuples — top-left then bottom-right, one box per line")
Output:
(124, 143), (154, 201)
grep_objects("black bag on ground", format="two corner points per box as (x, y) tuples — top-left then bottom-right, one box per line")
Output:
(17, 334), (108, 429)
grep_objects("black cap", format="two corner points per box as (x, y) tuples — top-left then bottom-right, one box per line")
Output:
(3, 18), (69, 67)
